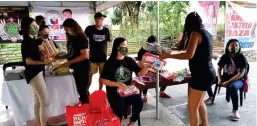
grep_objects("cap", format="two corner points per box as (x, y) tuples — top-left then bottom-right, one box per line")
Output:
(94, 12), (106, 19)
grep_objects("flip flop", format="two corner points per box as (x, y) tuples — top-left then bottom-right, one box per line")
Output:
(231, 113), (240, 121)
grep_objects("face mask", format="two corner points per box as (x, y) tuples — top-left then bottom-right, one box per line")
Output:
(229, 46), (239, 54)
(41, 33), (49, 39)
(30, 27), (39, 36)
(66, 31), (74, 36)
(118, 47), (128, 56)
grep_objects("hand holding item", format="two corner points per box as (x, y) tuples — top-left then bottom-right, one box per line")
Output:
(118, 83), (128, 92)
(44, 58), (52, 65)
(61, 61), (70, 68)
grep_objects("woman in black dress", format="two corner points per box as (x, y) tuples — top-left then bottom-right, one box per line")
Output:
(161, 12), (216, 126)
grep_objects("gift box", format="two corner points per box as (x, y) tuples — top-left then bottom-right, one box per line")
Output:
(142, 52), (166, 69)
(39, 40), (58, 58)
(117, 85), (139, 97)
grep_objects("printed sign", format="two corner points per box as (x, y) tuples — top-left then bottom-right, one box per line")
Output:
(0, 6), (29, 43)
(31, 6), (91, 41)
(225, 2), (257, 51)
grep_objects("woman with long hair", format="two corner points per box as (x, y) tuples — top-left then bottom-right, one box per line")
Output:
(100, 37), (151, 126)
(62, 18), (90, 103)
(20, 17), (52, 126)
(161, 12), (216, 126)
(211, 39), (248, 121)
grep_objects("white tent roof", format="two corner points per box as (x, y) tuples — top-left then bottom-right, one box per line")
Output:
(0, 1), (122, 13)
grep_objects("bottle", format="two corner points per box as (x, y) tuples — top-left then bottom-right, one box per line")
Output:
(153, 60), (162, 70)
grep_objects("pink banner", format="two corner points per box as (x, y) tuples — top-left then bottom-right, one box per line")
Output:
(191, 1), (219, 35)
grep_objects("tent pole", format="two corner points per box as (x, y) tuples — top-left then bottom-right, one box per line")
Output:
(156, 0), (160, 120)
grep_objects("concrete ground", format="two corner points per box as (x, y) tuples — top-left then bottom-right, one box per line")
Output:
(0, 56), (256, 126)
(89, 56), (257, 126)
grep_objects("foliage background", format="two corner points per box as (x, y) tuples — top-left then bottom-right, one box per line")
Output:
(2, 1), (255, 64)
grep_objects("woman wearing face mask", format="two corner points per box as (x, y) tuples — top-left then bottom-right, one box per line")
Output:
(38, 25), (58, 49)
(100, 37), (151, 126)
(161, 12), (216, 126)
(62, 18), (90, 104)
(20, 17), (52, 126)
(215, 39), (248, 121)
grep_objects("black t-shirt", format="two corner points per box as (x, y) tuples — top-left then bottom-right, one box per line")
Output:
(218, 53), (248, 82)
(66, 34), (90, 69)
(21, 37), (45, 84)
(101, 57), (141, 101)
(85, 25), (110, 63)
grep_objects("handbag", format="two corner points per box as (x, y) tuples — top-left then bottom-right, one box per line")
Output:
(229, 56), (249, 92)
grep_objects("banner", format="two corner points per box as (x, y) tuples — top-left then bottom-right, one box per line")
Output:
(31, 6), (91, 41)
(190, 1), (219, 35)
(0, 6), (29, 43)
(225, 2), (257, 51)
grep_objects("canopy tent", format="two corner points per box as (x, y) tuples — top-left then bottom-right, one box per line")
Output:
(0, 1), (123, 13)
(0, 0), (162, 120)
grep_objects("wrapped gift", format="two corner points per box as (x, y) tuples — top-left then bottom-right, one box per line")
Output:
(159, 70), (177, 80)
(142, 52), (166, 69)
(117, 85), (139, 97)
(39, 40), (58, 58)
(142, 42), (170, 55)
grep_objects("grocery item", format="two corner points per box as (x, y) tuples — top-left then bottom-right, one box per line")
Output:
(142, 42), (171, 55)
(142, 52), (166, 70)
(39, 40), (58, 58)
(117, 85), (139, 97)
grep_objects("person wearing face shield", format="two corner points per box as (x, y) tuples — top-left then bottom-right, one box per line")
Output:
(100, 38), (151, 126)
(209, 39), (249, 121)
(20, 17), (53, 126)
(62, 18), (90, 104)
(85, 12), (111, 92)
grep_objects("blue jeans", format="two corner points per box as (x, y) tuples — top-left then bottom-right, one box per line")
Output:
(227, 79), (244, 111)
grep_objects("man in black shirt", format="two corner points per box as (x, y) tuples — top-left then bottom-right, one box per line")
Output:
(85, 12), (111, 91)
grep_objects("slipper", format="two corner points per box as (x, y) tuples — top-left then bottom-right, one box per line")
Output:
(231, 112), (240, 121)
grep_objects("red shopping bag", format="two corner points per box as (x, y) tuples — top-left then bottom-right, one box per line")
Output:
(90, 106), (120, 126)
(89, 90), (110, 113)
(89, 90), (121, 126)
(66, 103), (92, 126)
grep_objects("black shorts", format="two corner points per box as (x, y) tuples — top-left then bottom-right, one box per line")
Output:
(190, 69), (216, 91)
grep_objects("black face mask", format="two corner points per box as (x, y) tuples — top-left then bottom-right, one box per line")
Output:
(41, 33), (49, 39)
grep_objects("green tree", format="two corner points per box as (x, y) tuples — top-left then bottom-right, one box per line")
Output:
(159, 1), (189, 37)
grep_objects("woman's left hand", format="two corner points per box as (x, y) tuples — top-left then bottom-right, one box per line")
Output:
(221, 81), (229, 87)
(61, 62), (70, 68)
